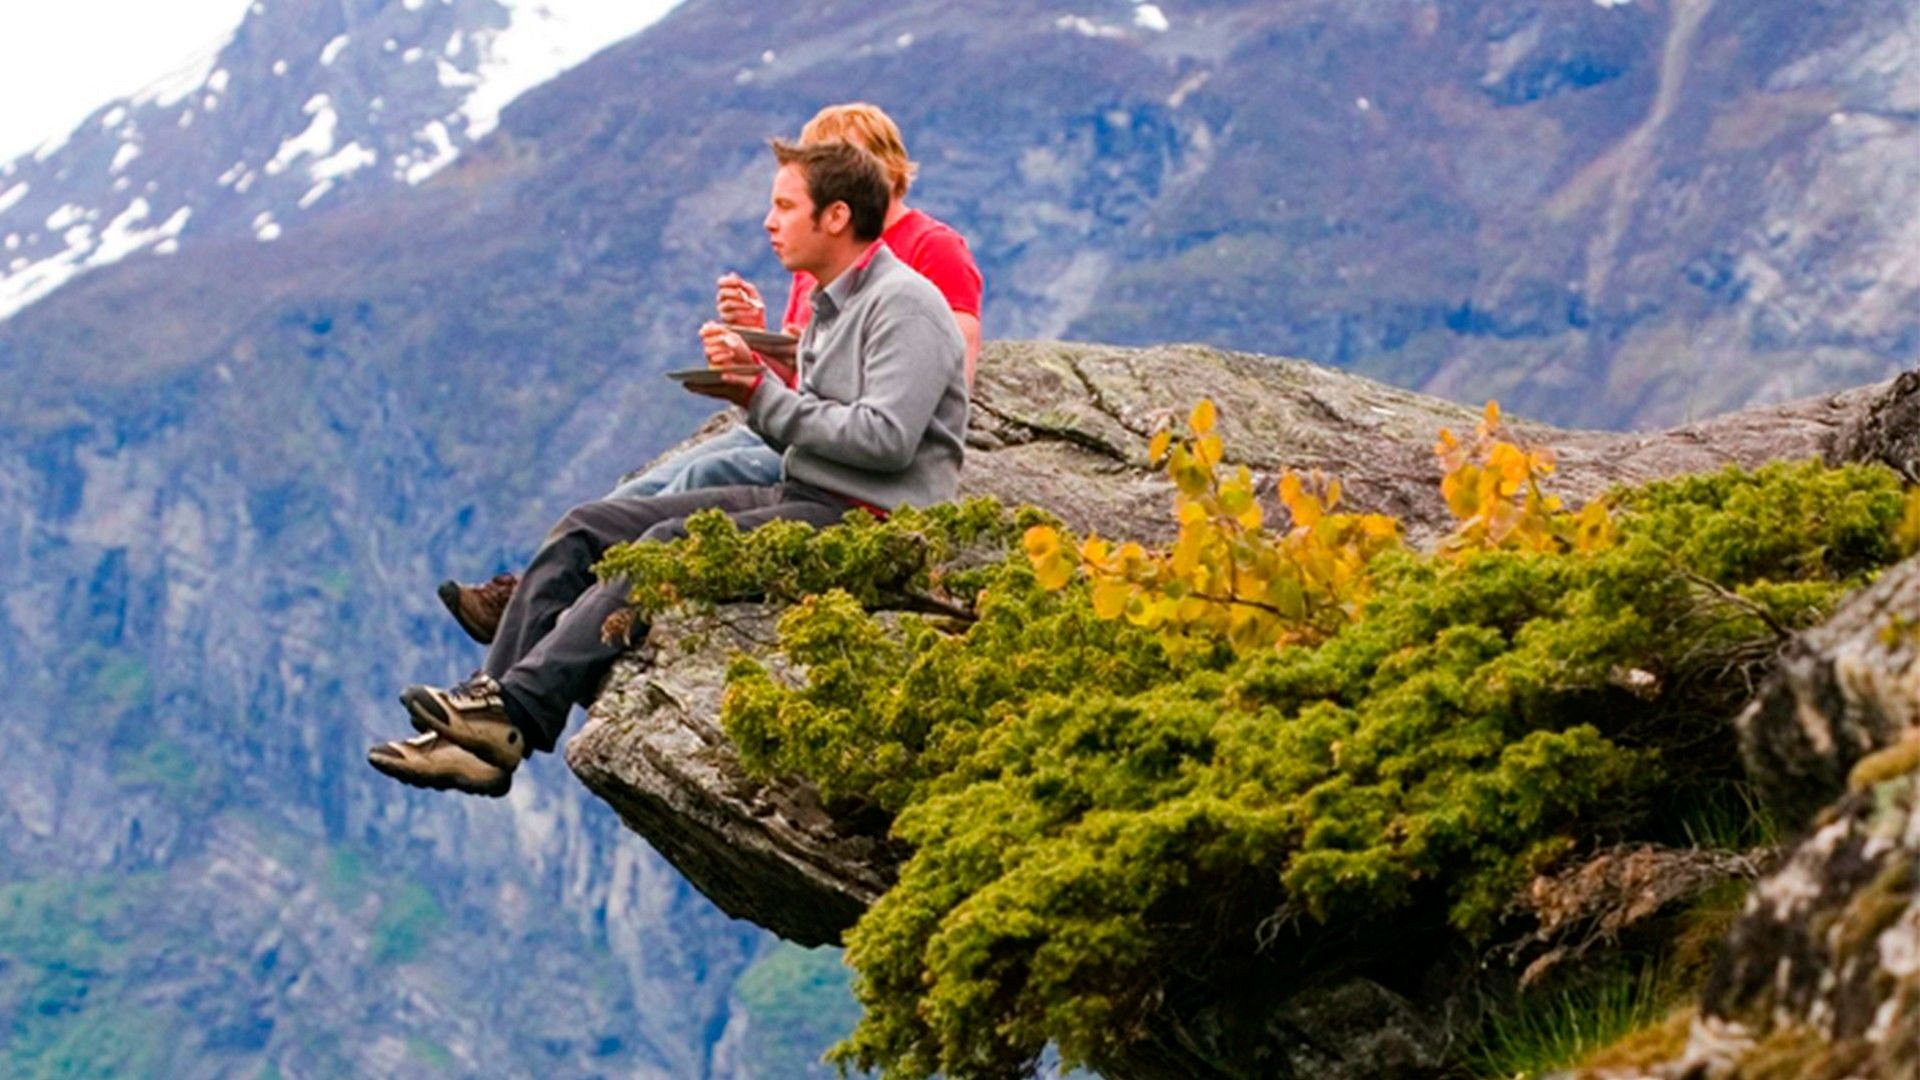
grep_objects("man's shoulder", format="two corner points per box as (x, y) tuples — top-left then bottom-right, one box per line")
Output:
(889, 209), (970, 254)
(859, 249), (960, 323)
(869, 246), (946, 295)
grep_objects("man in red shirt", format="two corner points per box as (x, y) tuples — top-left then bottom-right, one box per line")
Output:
(713, 102), (982, 387)
(435, 103), (984, 647)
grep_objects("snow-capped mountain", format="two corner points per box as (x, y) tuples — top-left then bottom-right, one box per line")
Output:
(0, 0), (680, 321)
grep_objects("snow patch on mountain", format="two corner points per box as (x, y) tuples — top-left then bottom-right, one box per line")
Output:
(266, 95), (338, 176)
(402, 121), (457, 184)
(0, 0), (688, 325)
(134, 37), (227, 111)
(93, 201), (190, 264)
(455, 0), (684, 141)
(311, 142), (378, 183)
(0, 196), (186, 319)
(1057, 14), (1127, 39)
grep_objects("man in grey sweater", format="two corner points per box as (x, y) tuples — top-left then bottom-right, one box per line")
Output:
(368, 140), (967, 796)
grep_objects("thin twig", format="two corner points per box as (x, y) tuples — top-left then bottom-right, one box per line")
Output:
(1678, 568), (1793, 642)
(899, 590), (978, 623)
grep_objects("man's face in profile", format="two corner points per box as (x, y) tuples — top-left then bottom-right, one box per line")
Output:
(768, 164), (821, 274)
(765, 163), (826, 274)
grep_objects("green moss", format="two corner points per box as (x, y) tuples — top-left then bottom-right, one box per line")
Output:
(1668, 879), (1754, 984)
(110, 737), (203, 803)
(730, 944), (863, 1078)
(0, 875), (173, 1079)
(370, 883), (443, 964)
(1575, 1005), (1697, 1073)
(595, 460), (1913, 1079)
(406, 1036), (456, 1072)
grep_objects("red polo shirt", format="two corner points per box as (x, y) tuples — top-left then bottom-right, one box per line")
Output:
(781, 207), (983, 332)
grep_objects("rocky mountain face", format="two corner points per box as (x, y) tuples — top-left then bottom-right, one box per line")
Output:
(8, 0), (1920, 1075)
(13, 1), (1920, 428)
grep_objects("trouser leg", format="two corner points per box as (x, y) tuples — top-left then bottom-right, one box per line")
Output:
(656, 437), (782, 495)
(484, 487), (778, 679)
(605, 423), (766, 500)
(492, 485), (849, 751)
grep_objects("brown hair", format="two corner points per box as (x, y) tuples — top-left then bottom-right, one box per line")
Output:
(770, 139), (890, 242)
(799, 102), (916, 199)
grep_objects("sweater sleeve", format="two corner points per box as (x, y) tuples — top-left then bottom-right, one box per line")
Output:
(745, 304), (955, 473)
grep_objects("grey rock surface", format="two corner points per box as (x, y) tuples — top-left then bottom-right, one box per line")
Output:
(1737, 550), (1920, 829)
(1594, 764), (1919, 1079)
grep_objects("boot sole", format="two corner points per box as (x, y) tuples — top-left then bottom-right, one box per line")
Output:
(399, 686), (525, 770)
(437, 580), (498, 645)
(367, 745), (512, 798)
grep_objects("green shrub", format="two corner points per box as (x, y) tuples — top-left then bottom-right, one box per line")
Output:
(597, 461), (1911, 1079)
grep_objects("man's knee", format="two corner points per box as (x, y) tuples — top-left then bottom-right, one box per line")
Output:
(637, 517), (691, 544)
(541, 498), (640, 548)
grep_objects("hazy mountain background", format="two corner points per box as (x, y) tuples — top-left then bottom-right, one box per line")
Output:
(4, 0), (1919, 1075)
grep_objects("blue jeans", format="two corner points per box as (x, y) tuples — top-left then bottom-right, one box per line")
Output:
(608, 424), (783, 500)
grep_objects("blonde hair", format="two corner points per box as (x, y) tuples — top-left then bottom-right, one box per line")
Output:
(799, 102), (916, 199)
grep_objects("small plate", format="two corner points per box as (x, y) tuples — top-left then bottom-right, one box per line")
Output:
(724, 325), (799, 353)
(666, 365), (761, 385)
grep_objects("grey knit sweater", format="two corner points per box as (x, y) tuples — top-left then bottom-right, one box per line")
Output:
(745, 244), (968, 509)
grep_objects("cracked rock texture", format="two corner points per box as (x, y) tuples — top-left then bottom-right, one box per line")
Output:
(1576, 551), (1920, 1079)
(1587, 765), (1920, 1080)
(1737, 552), (1920, 830)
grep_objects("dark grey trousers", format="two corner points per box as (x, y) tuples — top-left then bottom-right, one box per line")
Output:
(482, 482), (852, 751)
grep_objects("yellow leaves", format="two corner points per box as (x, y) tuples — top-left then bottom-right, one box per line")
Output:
(1147, 429), (1173, 465)
(1899, 488), (1920, 557)
(1570, 499), (1616, 554)
(1080, 535), (1110, 565)
(1439, 400), (1611, 559)
(1193, 433), (1225, 469)
(1023, 525), (1075, 590)
(1090, 579), (1131, 619)
(1026, 396), (1609, 656)
(1024, 399), (1406, 654)
(1189, 399), (1216, 436)
(1278, 472), (1320, 529)
(1023, 524), (1058, 560)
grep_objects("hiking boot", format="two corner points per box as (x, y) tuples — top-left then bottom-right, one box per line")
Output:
(367, 732), (513, 798)
(399, 673), (528, 771)
(438, 573), (517, 645)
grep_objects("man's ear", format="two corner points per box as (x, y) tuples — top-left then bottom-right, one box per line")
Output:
(822, 200), (853, 237)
